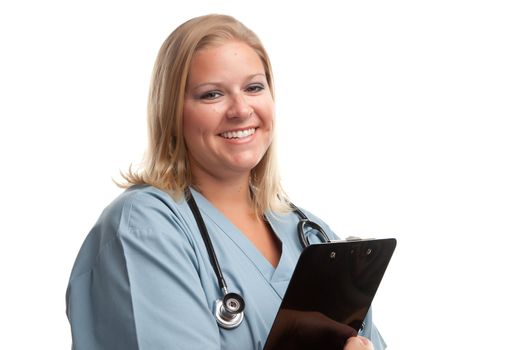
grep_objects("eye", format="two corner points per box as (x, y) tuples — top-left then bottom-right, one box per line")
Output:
(245, 83), (265, 93)
(199, 91), (223, 100)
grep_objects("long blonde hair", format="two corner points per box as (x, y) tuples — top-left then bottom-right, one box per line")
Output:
(120, 14), (289, 216)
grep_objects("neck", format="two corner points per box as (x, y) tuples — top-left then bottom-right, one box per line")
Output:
(191, 167), (253, 214)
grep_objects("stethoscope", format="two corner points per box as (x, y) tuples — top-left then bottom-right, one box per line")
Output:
(185, 189), (331, 329)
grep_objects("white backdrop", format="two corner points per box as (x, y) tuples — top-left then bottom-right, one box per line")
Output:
(1, 1), (524, 349)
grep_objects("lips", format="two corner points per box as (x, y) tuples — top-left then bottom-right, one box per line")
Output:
(219, 127), (256, 139)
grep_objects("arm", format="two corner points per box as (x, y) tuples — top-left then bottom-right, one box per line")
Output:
(67, 190), (221, 349)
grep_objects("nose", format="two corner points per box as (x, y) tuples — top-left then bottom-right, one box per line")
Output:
(226, 94), (254, 119)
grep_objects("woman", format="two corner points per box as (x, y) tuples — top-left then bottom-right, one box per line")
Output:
(66, 14), (385, 350)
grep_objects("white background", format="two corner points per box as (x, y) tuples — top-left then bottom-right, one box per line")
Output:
(1, 1), (524, 349)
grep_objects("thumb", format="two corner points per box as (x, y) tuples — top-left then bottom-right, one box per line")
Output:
(344, 336), (374, 350)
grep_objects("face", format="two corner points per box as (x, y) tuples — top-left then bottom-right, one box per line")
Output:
(183, 40), (274, 182)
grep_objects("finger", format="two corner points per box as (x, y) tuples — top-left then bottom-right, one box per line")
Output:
(327, 320), (358, 339)
(344, 336), (374, 350)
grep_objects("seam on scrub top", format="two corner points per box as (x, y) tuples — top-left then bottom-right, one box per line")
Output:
(125, 188), (205, 297)
(122, 192), (212, 347)
(137, 186), (201, 256)
(114, 224), (141, 349)
(68, 235), (120, 284)
(68, 188), (135, 285)
(134, 188), (204, 276)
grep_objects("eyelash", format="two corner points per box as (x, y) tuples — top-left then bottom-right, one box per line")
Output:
(198, 84), (265, 100)
(199, 91), (222, 100)
(245, 83), (265, 93)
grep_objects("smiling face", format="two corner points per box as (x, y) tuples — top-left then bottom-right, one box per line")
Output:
(183, 40), (274, 183)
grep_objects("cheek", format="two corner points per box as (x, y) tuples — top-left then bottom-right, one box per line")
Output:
(183, 104), (224, 142)
(263, 104), (275, 129)
(184, 106), (207, 132)
(255, 98), (275, 126)
(182, 107), (204, 147)
(182, 115), (193, 144)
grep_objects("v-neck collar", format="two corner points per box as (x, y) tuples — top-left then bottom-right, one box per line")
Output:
(189, 188), (292, 287)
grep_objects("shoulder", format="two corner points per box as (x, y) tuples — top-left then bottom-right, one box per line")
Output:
(104, 184), (182, 216)
(99, 185), (187, 234)
(69, 185), (194, 279)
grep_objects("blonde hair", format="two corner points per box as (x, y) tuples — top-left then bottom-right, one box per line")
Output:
(120, 14), (289, 216)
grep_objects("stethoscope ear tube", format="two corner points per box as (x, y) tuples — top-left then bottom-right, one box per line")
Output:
(291, 203), (331, 249)
(297, 219), (331, 249)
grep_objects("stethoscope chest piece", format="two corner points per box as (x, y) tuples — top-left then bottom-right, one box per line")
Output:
(214, 292), (245, 329)
(186, 189), (329, 330)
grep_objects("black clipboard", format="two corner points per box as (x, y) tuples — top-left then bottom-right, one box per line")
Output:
(263, 238), (396, 350)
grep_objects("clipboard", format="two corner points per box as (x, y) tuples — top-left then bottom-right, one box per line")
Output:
(263, 238), (396, 350)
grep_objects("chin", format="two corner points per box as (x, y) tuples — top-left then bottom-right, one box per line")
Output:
(228, 157), (264, 173)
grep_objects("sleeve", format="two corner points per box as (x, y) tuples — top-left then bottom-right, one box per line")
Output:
(66, 191), (221, 350)
(360, 308), (387, 350)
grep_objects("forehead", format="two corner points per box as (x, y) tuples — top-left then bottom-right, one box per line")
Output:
(187, 41), (265, 84)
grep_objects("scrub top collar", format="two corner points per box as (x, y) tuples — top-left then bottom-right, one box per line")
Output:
(188, 188), (293, 290)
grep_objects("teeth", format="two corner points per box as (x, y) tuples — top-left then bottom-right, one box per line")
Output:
(220, 128), (256, 139)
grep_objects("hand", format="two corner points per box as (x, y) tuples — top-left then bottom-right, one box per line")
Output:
(264, 309), (357, 350)
(344, 336), (374, 350)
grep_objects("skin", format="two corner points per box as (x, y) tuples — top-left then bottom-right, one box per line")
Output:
(182, 40), (373, 350)
(183, 41), (275, 184)
(265, 309), (374, 350)
(344, 336), (374, 350)
(183, 40), (281, 267)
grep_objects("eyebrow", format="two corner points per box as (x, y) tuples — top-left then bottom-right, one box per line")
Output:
(188, 73), (266, 91)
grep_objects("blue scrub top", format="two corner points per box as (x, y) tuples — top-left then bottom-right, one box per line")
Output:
(66, 185), (386, 349)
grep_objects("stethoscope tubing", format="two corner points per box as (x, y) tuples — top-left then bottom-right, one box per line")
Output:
(186, 189), (228, 293)
(289, 203), (332, 249)
(186, 189), (331, 329)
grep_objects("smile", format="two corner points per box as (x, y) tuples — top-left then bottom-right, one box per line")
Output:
(219, 128), (256, 139)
